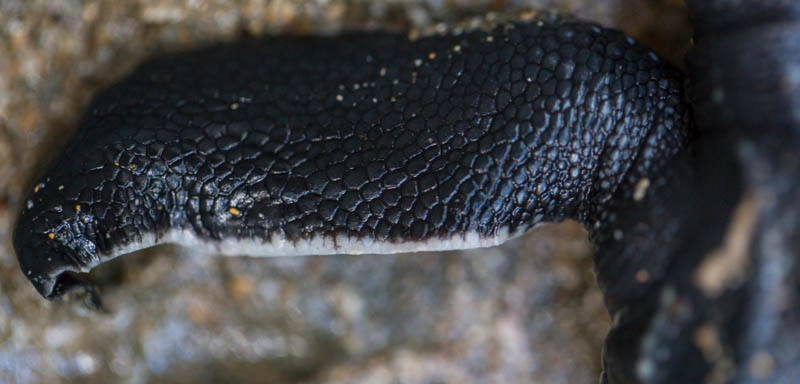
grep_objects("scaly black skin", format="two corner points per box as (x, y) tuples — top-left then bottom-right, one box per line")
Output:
(13, 19), (690, 305)
(34, 12), (800, 383)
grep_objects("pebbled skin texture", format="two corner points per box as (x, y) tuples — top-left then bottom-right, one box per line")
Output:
(13, 19), (691, 301)
(12, 18), (698, 384)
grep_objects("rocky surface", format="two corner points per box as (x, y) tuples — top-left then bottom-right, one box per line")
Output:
(0, 1), (690, 383)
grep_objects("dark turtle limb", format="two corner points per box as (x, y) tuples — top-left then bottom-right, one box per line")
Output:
(598, 1), (800, 382)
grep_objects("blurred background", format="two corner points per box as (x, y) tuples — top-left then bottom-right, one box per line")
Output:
(0, 1), (690, 383)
